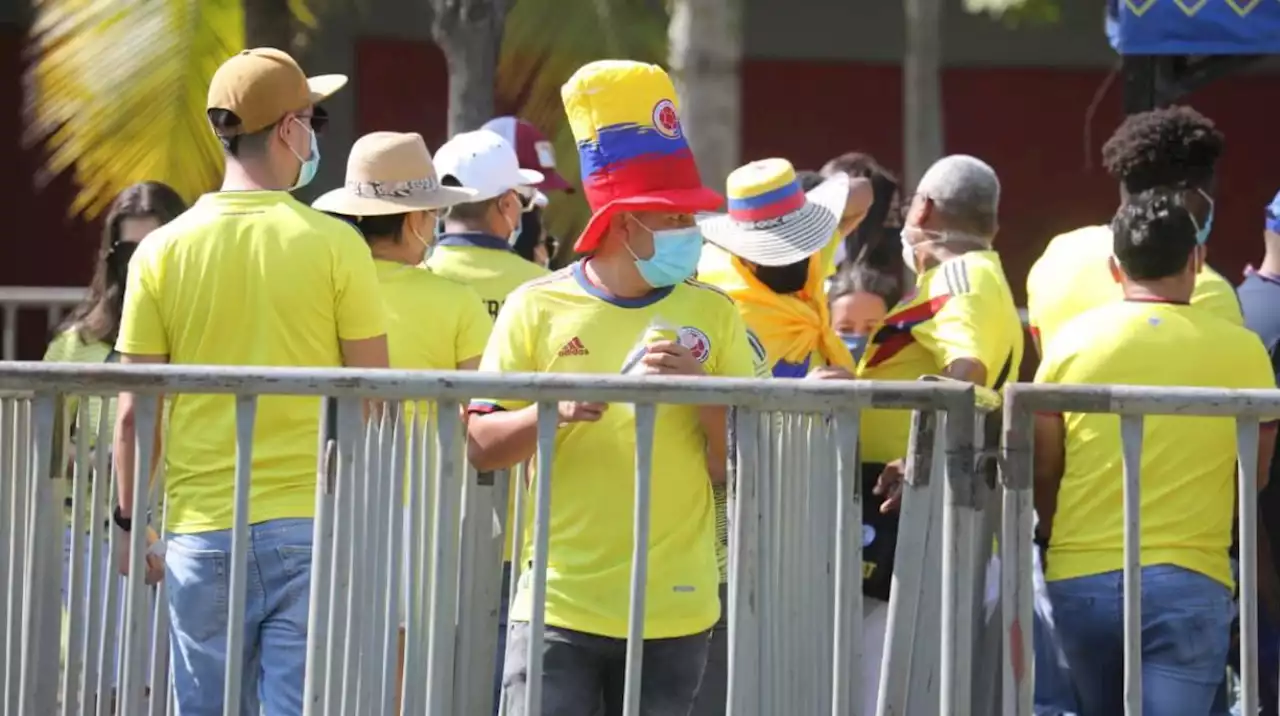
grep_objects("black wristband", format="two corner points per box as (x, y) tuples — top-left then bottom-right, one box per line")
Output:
(112, 505), (133, 533)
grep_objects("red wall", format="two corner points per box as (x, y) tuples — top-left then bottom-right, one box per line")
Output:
(0, 26), (100, 359)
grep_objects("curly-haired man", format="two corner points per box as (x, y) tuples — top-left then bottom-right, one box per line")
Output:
(1026, 106), (1241, 357)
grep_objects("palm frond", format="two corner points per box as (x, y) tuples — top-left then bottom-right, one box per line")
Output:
(497, 0), (668, 255)
(25, 0), (246, 218)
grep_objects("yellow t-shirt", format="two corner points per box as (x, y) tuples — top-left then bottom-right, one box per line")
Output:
(116, 191), (386, 534)
(857, 250), (1024, 463)
(1035, 299), (1275, 588)
(375, 259), (491, 372)
(1026, 224), (1242, 352)
(44, 328), (114, 449)
(470, 260), (758, 639)
(425, 233), (550, 321)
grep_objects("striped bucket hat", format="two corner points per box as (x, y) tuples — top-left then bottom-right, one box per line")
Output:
(698, 158), (848, 266)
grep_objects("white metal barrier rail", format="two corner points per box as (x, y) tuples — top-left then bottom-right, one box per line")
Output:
(1001, 383), (1280, 716)
(0, 362), (991, 716)
(0, 287), (86, 360)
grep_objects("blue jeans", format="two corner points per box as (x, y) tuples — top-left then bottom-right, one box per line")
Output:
(166, 518), (314, 716)
(1048, 565), (1235, 716)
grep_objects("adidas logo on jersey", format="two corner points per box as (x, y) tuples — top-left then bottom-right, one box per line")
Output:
(558, 337), (589, 357)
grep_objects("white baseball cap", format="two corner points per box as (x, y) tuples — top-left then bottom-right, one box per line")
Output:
(433, 129), (544, 202)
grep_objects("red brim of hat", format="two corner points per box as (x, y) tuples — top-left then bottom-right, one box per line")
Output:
(537, 170), (574, 193)
(573, 187), (725, 253)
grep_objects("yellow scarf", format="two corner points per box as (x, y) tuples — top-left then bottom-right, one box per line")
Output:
(697, 245), (856, 373)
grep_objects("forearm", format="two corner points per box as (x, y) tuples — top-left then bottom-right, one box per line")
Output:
(113, 393), (164, 517)
(699, 406), (728, 485)
(468, 405), (540, 472)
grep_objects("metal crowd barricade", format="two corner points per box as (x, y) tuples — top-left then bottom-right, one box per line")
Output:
(0, 286), (87, 360)
(0, 362), (996, 716)
(1001, 383), (1280, 716)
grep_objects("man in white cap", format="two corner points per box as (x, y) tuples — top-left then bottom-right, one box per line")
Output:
(113, 48), (389, 714)
(427, 129), (549, 321)
(483, 116), (575, 270)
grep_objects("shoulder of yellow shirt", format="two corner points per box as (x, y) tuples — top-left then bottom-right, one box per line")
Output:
(927, 251), (1000, 298)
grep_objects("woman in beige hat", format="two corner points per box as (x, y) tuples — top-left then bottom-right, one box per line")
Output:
(313, 130), (492, 704)
(313, 131), (489, 370)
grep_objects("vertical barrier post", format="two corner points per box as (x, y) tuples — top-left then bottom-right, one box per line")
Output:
(18, 394), (58, 714)
(621, 403), (657, 716)
(999, 391), (1034, 716)
(118, 394), (157, 716)
(726, 408), (759, 716)
(424, 401), (463, 716)
(830, 410), (862, 716)
(324, 398), (362, 716)
(379, 405), (406, 716)
(222, 395), (257, 714)
(1237, 418), (1262, 716)
(523, 403), (559, 716)
(303, 398), (338, 716)
(1119, 415), (1144, 715)
(61, 400), (91, 716)
(940, 398), (978, 716)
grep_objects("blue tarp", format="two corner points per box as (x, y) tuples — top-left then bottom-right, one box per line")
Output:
(1106, 0), (1280, 55)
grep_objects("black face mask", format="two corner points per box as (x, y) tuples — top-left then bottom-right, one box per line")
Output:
(752, 257), (810, 294)
(106, 241), (138, 285)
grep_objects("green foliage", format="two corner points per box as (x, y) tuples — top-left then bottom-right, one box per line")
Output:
(25, 0), (255, 217)
(963, 0), (1061, 27)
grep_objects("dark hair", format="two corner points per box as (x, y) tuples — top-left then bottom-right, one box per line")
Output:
(354, 214), (407, 243)
(513, 206), (544, 262)
(1101, 106), (1224, 194)
(822, 151), (904, 272)
(828, 263), (903, 309)
(1111, 188), (1198, 281)
(207, 109), (276, 158)
(447, 196), (503, 222)
(60, 182), (187, 345)
(796, 170), (824, 192)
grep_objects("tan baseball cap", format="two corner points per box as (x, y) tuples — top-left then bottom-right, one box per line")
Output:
(207, 47), (347, 136)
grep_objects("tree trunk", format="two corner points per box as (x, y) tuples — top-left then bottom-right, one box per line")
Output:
(243, 0), (295, 52)
(668, 0), (742, 192)
(903, 0), (944, 192)
(431, 0), (512, 138)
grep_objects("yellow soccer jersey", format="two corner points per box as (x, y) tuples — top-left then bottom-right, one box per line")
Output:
(1036, 299), (1275, 589)
(425, 233), (550, 321)
(858, 250), (1023, 463)
(470, 260), (758, 639)
(117, 191), (386, 534)
(375, 259), (491, 372)
(1026, 224), (1241, 353)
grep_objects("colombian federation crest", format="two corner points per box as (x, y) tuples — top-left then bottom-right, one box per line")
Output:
(652, 99), (682, 140)
(678, 326), (711, 363)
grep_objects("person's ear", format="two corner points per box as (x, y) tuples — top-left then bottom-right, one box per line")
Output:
(1107, 254), (1123, 284)
(1191, 244), (1206, 275)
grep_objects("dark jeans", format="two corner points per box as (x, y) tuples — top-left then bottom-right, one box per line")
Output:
(689, 583), (728, 715)
(502, 622), (711, 716)
(495, 564), (512, 713)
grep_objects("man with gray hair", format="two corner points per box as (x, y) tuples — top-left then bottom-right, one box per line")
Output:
(812, 154), (1024, 712)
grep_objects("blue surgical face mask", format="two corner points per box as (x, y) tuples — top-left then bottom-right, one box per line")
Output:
(626, 216), (703, 288)
(840, 333), (869, 362)
(289, 118), (320, 191)
(1194, 189), (1214, 245)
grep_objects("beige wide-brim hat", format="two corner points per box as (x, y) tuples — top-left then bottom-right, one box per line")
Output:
(698, 159), (848, 267)
(312, 131), (477, 216)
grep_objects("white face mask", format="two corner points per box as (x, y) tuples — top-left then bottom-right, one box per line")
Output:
(900, 226), (990, 272)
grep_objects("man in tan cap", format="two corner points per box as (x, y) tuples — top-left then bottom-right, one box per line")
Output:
(112, 48), (389, 714)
